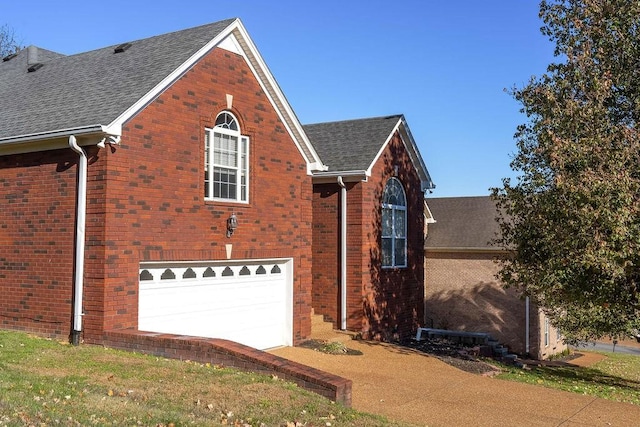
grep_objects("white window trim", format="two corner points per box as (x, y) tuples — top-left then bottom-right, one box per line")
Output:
(204, 112), (250, 203)
(544, 316), (550, 347)
(382, 178), (408, 269)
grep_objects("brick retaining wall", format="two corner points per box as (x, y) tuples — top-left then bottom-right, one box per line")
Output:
(98, 330), (352, 406)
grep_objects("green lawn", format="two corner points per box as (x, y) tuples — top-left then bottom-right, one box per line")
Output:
(3, 330), (640, 426)
(0, 331), (411, 426)
(495, 351), (640, 405)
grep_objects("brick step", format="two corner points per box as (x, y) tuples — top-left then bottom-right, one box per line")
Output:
(311, 314), (335, 333)
(310, 310), (356, 344)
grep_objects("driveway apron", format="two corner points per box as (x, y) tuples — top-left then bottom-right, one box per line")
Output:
(270, 339), (640, 426)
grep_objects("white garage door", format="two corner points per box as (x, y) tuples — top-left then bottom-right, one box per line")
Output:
(138, 259), (293, 350)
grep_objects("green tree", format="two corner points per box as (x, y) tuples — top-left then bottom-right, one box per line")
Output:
(0, 24), (20, 57)
(493, 0), (640, 343)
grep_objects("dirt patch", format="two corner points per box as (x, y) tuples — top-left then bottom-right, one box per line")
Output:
(299, 339), (363, 355)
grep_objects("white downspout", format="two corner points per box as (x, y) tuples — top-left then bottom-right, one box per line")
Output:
(525, 296), (530, 355)
(68, 135), (87, 346)
(337, 176), (347, 330)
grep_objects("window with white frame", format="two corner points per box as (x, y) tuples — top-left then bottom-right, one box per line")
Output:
(204, 112), (249, 202)
(544, 316), (550, 347)
(381, 177), (407, 268)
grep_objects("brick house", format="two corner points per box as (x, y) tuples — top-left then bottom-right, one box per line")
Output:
(0, 19), (433, 351)
(424, 196), (568, 359)
(306, 117), (434, 340)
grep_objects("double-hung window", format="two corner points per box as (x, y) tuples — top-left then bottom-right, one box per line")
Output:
(204, 112), (249, 202)
(381, 177), (407, 268)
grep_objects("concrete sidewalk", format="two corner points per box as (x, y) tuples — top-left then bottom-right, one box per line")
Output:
(270, 338), (640, 426)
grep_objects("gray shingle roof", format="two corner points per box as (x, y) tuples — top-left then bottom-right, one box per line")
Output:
(425, 196), (501, 249)
(0, 19), (235, 141)
(303, 115), (403, 172)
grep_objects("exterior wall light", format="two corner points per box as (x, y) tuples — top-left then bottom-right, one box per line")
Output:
(226, 213), (238, 238)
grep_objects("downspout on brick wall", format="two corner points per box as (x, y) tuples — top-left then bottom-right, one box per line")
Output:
(68, 135), (87, 346)
(337, 176), (347, 330)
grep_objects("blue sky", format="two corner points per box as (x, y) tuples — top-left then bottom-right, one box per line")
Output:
(1, 1), (555, 197)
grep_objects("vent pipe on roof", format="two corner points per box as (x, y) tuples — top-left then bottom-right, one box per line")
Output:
(26, 46), (43, 72)
(27, 46), (38, 64)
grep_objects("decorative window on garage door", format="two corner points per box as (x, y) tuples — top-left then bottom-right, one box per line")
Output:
(139, 262), (283, 283)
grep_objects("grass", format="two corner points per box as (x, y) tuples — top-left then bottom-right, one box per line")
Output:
(0, 331), (412, 427)
(495, 351), (640, 405)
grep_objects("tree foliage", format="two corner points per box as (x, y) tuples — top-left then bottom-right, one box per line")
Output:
(0, 24), (20, 58)
(493, 0), (640, 343)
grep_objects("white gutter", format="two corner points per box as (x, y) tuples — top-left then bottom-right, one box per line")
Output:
(337, 176), (347, 330)
(313, 170), (368, 178)
(0, 124), (120, 146)
(68, 135), (87, 346)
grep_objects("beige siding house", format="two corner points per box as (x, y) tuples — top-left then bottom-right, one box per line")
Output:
(424, 196), (567, 360)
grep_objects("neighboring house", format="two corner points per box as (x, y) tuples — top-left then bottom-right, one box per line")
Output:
(0, 19), (434, 350)
(306, 116), (435, 340)
(424, 196), (567, 359)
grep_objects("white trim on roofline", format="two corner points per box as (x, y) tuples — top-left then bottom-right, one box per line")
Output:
(365, 116), (435, 192)
(106, 18), (325, 175)
(0, 125), (117, 155)
(424, 200), (436, 224)
(105, 23), (234, 144)
(312, 170), (369, 184)
(398, 116), (435, 191)
(228, 22), (326, 174)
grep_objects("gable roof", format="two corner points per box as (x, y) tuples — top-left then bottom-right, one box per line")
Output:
(425, 196), (502, 251)
(0, 19), (324, 172)
(304, 115), (435, 191)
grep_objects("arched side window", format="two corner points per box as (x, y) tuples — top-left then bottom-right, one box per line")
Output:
(204, 112), (249, 202)
(381, 177), (407, 268)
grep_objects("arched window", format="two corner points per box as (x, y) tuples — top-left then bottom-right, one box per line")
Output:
(204, 111), (249, 202)
(381, 177), (407, 268)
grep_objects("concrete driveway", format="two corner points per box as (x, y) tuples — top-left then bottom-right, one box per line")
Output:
(270, 338), (640, 426)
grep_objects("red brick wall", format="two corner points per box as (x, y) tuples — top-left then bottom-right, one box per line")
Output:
(364, 132), (425, 340)
(0, 149), (77, 337)
(312, 131), (425, 340)
(311, 182), (340, 324)
(1, 47), (314, 344)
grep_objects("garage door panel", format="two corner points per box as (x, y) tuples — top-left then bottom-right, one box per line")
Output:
(138, 260), (292, 349)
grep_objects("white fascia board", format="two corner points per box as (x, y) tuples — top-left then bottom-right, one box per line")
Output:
(105, 20), (242, 136)
(424, 200), (436, 223)
(312, 170), (368, 184)
(365, 117), (402, 177)
(0, 124), (117, 155)
(104, 18), (326, 175)
(398, 116), (435, 191)
(229, 21), (326, 174)
(367, 116), (436, 192)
